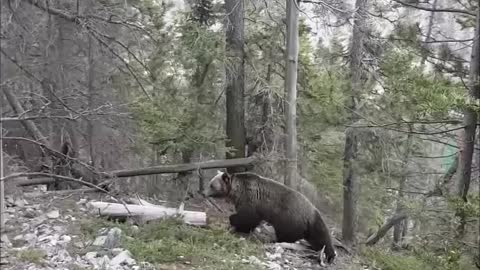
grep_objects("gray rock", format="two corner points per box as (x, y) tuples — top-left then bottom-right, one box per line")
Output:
(97, 255), (111, 268)
(73, 242), (83, 249)
(275, 246), (284, 254)
(24, 208), (36, 218)
(32, 215), (47, 227)
(24, 233), (37, 244)
(266, 251), (282, 260)
(85, 251), (98, 266)
(105, 227), (122, 248)
(14, 199), (26, 208)
(51, 249), (72, 265)
(46, 210), (60, 219)
(110, 250), (135, 266)
(92, 236), (107, 246)
(0, 234), (11, 248)
(5, 196), (14, 206)
(98, 228), (109, 235)
(111, 248), (124, 256)
(60, 235), (72, 244)
(53, 225), (64, 232)
(266, 261), (282, 270)
(85, 251), (98, 260)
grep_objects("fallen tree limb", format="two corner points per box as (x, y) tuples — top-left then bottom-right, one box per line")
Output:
(6, 157), (257, 188)
(2, 89), (49, 146)
(365, 213), (408, 246)
(87, 201), (207, 226)
(1, 172), (108, 193)
(108, 156), (256, 178)
(0, 116), (77, 122)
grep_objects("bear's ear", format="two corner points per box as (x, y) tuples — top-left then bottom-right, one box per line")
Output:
(221, 172), (231, 183)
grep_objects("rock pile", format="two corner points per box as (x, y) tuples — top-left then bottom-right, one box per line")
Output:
(0, 195), (153, 270)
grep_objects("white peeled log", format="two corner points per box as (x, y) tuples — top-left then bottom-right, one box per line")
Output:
(87, 201), (207, 226)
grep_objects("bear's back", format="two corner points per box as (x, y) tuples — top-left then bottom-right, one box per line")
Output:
(232, 172), (317, 217)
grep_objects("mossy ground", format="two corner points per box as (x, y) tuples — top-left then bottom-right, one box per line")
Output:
(78, 217), (265, 270)
(360, 247), (476, 270)
(14, 248), (47, 266)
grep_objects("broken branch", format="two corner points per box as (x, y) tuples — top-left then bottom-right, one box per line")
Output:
(365, 213), (408, 246)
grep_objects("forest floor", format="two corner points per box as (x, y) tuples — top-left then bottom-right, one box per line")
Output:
(0, 185), (365, 270)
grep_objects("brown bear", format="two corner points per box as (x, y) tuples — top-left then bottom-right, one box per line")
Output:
(205, 170), (336, 264)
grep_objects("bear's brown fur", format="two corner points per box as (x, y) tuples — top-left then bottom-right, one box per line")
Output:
(206, 171), (336, 264)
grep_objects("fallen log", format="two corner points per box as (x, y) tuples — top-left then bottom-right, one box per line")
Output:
(9, 157), (257, 187)
(87, 201), (207, 226)
(108, 156), (256, 178)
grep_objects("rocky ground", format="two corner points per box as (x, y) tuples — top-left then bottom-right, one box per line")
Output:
(0, 187), (360, 270)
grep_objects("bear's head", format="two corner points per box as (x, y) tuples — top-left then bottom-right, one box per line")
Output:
(205, 170), (232, 197)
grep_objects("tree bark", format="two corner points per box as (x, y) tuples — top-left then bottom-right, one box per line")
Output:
(393, 128), (413, 250)
(284, 0), (300, 188)
(225, 0), (246, 171)
(262, 63), (273, 152)
(0, 122), (4, 230)
(87, 34), (97, 166)
(365, 213), (408, 246)
(456, 5), (480, 237)
(342, 0), (367, 245)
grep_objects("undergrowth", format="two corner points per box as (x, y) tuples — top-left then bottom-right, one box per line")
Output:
(79, 217), (264, 270)
(361, 247), (476, 270)
(15, 248), (47, 266)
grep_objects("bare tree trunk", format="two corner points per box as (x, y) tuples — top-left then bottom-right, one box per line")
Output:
(225, 0), (246, 172)
(284, 0), (300, 188)
(342, 0), (367, 245)
(393, 127), (413, 250)
(456, 6), (480, 237)
(262, 63), (273, 152)
(0, 115), (4, 230)
(43, 12), (62, 152)
(419, 0), (438, 68)
(87, 34), (96, 166)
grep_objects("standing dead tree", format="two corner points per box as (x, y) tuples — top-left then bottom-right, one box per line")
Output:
(284, 0), (300, 188)
(342, 0), (367, 246)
